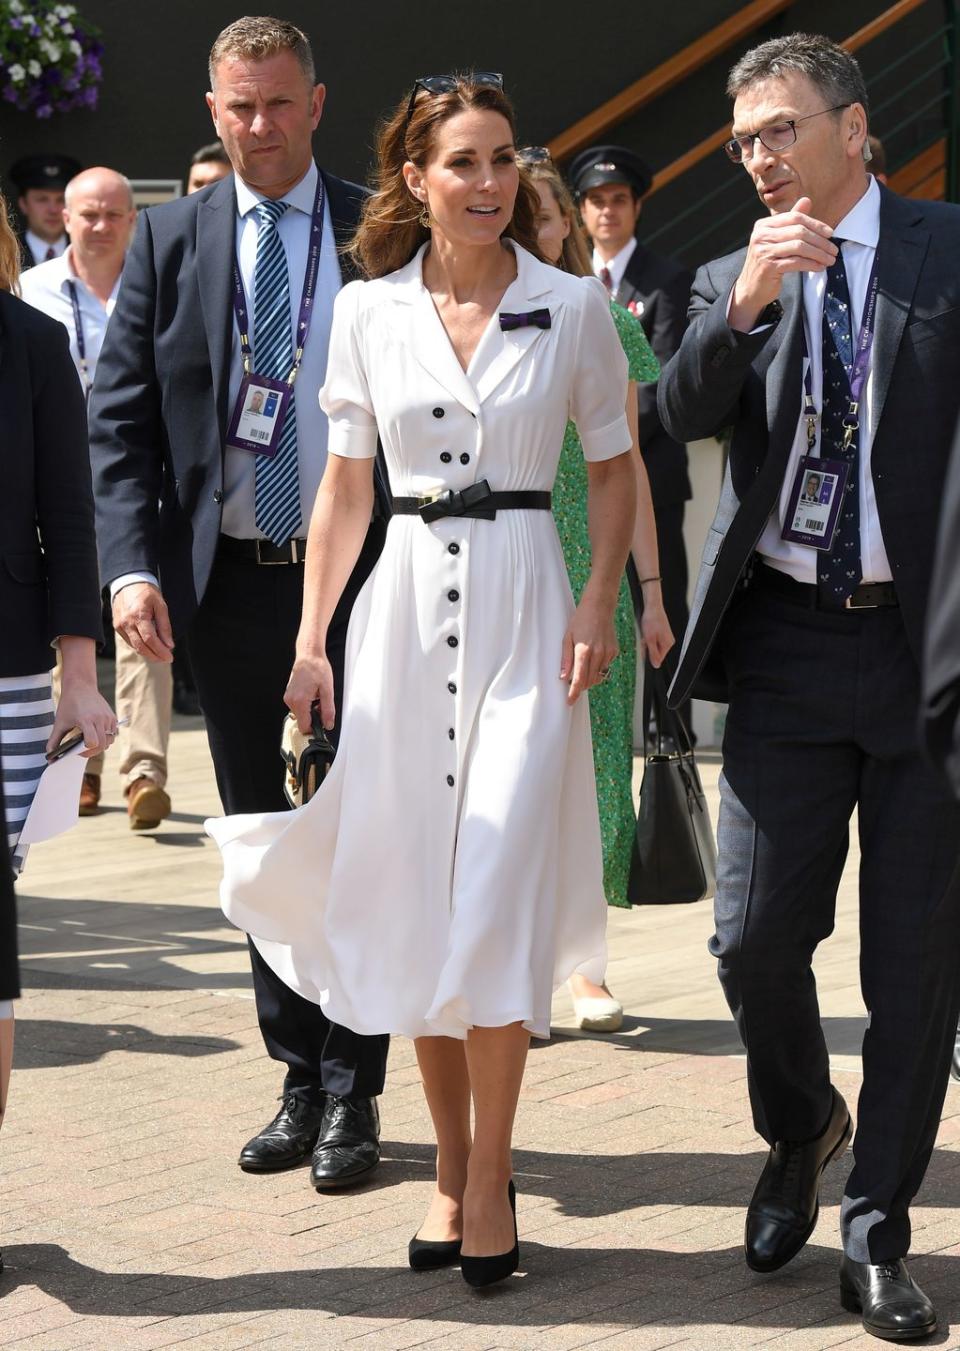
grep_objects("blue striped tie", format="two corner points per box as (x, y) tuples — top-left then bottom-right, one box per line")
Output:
(252, 198), (302, 545)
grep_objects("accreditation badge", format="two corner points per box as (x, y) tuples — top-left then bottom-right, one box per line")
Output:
(225, 373), (291, 458)
(781, 455), (850, 551)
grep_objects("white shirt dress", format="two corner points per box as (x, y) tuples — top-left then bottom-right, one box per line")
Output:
(208, 242), (631, 1041)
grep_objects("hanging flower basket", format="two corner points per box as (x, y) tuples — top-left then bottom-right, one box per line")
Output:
(0, 2), (103, 118)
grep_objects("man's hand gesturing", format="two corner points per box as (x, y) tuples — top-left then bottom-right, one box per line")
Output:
(728, 196), (838, 332)
(112, 582), (175, 662)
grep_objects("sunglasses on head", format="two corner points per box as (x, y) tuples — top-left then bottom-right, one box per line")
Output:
(406, 71), (504, 121)
(516, 146), (552, 168)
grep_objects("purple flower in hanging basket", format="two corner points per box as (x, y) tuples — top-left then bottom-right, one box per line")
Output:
(0, 3), (104, 117)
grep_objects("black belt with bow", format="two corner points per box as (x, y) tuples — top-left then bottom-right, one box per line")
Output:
(391, 479), (551, 524)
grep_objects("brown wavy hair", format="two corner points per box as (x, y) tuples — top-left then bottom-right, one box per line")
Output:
(350, 75), (544, 279)
(521, 158), (593, 278)
(0, 192), (21, 294)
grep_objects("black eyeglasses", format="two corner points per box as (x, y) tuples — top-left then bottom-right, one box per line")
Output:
(406, 71), (504, 121)
(516, 146), (552, 168)
(723, 104), (851, 164)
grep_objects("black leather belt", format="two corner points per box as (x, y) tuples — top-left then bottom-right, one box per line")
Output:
(391, 479), (551, 524)
(218, 535), (307, 565)
(753, 560), (898, 610)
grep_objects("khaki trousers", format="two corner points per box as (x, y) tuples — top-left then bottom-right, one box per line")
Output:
(53, 641), (172, 787)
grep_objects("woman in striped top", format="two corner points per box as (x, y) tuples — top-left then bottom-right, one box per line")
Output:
(0, 187), (115, 1231)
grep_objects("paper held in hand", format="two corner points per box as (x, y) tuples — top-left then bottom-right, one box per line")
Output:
(19, 719), (128, 846)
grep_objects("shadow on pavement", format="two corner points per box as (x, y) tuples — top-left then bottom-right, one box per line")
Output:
(1, 1239), (956, 1338)
(12, 1018), (240, 1069)
(550, 1014), (871, 1058)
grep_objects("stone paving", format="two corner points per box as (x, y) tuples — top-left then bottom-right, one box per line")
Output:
(2, 709), (959, 1349)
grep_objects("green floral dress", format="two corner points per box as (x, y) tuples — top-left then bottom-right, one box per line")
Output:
(553, 301), (659, 907)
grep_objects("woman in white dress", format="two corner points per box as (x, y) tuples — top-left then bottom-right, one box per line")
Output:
(208, 74), (636, 1286)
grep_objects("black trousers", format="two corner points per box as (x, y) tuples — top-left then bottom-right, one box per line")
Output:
(653, 502), (691, 731)
(713, 585), (960, 1262)
(188, 523), (390, 1101)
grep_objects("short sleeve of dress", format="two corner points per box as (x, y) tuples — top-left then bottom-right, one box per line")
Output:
(610, 300), (660, 383)
(318, 280), (378, 459)
(569, 277), (632, 462)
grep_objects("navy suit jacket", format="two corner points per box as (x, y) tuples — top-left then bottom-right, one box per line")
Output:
(658, 187), (960, 707)
(88, 167), (387, 639)
(1, 292), (101, 675)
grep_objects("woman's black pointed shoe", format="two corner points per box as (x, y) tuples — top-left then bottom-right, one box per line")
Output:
(408, 1234), (462, 1271)
(461, 1180), (519, 1288)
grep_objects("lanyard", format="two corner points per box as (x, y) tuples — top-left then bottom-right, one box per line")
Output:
(801, 251), (879, 454)
(231, 173), (325, 386)
(65, 279), (90, 397)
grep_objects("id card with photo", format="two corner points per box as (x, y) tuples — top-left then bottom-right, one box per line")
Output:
(225, 373), (291, 457)
(781, 455), (850, 551)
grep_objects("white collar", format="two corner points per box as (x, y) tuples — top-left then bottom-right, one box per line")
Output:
(58, 247), (122, 305)
(592, 235), (637, 282)
(833, 175), (880, 250)
(387, 239), (556, 305)
(25, 229), (66, 257)
(235, 160), (319, 219)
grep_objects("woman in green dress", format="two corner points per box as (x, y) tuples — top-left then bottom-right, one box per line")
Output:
(520, 150), (675, 1031)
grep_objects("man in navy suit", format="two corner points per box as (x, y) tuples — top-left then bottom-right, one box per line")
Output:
(659, 33), (960, 1340)
(89, 16), (389, 1191)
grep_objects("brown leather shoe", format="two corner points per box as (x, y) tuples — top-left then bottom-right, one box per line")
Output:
(78, 773), (101, 816)
(126, 777), (171, 830)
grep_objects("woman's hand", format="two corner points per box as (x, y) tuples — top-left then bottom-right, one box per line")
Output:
(639, 596), (675, 669)
(560, 592), (619, 705)
(285, 651), (335, 733)
(47, 679), (117, 760)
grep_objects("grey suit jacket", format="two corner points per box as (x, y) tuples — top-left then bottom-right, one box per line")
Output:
(658, 187), (960, 707)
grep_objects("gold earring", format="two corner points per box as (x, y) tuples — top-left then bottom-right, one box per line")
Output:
(418, 202), (430, 228)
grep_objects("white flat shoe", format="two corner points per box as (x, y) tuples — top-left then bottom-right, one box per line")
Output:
(570, 993), (624, 1032)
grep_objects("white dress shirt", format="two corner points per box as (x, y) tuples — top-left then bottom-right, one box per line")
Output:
(222, 160), (342, 539)
(20, 248), (120, 390)
(592, 235), (637, 294)
(758, 175), (891, 583)
(25, 229), (67, 266)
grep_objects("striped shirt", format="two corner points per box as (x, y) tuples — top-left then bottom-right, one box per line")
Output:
(1, 673), (55, 873)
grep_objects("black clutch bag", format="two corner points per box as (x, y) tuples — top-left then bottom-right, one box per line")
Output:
(280, 701), (336, 808)
(628, 665), (717, 906)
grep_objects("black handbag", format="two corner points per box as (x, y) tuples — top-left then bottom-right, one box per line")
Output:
(628, 664), (717, 905)
(280, 701), (336, 808)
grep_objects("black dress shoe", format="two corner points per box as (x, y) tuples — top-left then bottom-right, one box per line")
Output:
(461, 1180), (519, 1289)
(745, 1087), (852, 1273)
(310, 1096), (380, 1190)
(840, 1256), (937, 1341)
(238, 1092), (326, 1172)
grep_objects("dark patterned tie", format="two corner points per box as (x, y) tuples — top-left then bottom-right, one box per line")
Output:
(599, 265), (613, 292)
(816, 242), (862, 607)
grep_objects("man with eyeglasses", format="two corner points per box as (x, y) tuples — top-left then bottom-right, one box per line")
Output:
(659, 32), (960, 1342)
(88, 16), (390, 1191)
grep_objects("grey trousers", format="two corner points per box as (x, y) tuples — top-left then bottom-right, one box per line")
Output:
(713, 585), (960, 1263)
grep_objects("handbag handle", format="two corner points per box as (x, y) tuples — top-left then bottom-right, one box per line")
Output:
(308, 699), (335, 755)
(641, 662), (694, 760)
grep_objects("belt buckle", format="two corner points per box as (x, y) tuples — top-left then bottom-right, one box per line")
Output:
(844, 591), (878, 610)
(254, 539), (301, 565)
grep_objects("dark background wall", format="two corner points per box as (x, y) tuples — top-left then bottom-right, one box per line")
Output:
(1, 0), (951, 270)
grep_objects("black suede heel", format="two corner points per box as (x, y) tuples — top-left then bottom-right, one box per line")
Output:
(460, 1180), (518, 1289)
(408, 1235), (462, 1271)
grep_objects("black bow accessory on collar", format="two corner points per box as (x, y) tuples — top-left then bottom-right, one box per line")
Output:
(499, 308), (551, 332)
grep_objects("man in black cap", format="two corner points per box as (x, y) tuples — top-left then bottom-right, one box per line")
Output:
(570, 144), (693, 725)
(8, 154), (82, 270)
